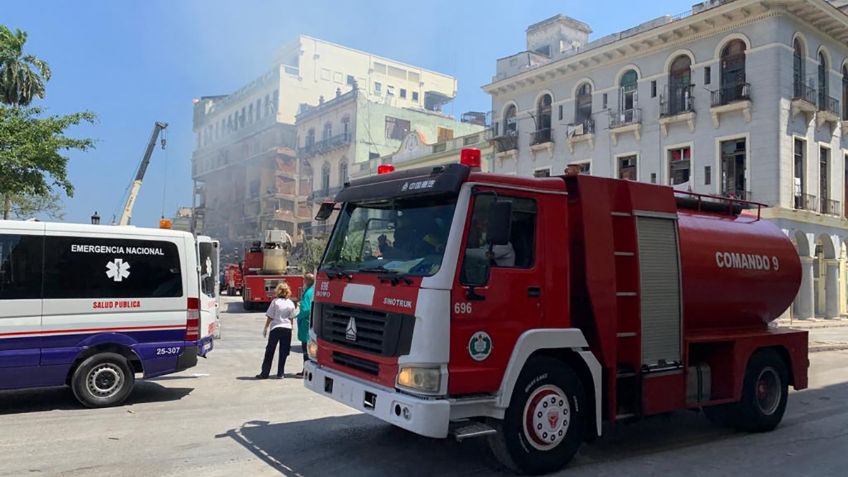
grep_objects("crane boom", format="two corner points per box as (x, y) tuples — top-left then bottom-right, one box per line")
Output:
(119, 121), (168, 226)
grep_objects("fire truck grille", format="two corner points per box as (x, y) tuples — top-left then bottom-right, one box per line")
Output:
(332, 351), (379, 376)
(317, 304), (414, 357)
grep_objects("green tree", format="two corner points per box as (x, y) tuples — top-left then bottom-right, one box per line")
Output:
(0, 106), (96, 219)
(300, 237), (329, 273)
(0, 25), (95, 219)
(7, 191), (64, 220)
(0, 26), (51, 107)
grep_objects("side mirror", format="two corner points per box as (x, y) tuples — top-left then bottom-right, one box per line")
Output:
(315, 201), (336, 221)
(486, 202), (512, 246)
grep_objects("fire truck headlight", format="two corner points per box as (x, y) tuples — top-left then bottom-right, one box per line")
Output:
(307, 339), (318, 361)
(396, 367), (441, 394)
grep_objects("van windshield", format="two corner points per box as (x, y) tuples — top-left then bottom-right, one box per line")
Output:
(320, 197), (456, 277)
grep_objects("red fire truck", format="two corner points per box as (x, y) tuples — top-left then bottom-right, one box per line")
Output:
(223, 263), (243, 296)
(302, 150), (808, 474)
(241, 230), (304, 310)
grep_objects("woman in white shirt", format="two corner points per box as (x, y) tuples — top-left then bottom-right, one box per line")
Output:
(256, 282), (296, 379)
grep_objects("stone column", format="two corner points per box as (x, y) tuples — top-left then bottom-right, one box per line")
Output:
(797, 256), (815, 320)
(825, 259), (840, 319)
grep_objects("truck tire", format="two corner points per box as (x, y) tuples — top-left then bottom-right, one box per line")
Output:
(487, 357), (585, 475)
(70, 352), (135, 408)
(704, 349), (788, 432)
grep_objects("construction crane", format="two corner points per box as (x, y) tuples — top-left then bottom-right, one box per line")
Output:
(118, 121), (168, 226)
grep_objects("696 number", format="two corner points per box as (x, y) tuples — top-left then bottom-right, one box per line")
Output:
(454, 302), (473, 314)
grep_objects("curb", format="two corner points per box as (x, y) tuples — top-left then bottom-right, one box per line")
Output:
(810, 344), (848, 353)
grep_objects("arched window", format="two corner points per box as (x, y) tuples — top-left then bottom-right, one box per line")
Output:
(575, 83), (592, 123)
(842, 64), (848, 120)
(794, 38), (806, 98)
(668, 55), (692, 115)
(818, 51), (829, 109)
(248, 104), (254, 124)
(534, 94), (552, 144)
(306, 128), (315, 147)
(322, 122), (333, 141)
(503, 104), (517, 136)
(339, 159), (348, 186)
(619, 70), (638, 121)
(341, 115), (351, 138)
(321, 162), (331, 196)
(720, 40), (747, 103)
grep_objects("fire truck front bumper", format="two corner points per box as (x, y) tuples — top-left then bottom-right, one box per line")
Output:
(303, 361), (450, 438)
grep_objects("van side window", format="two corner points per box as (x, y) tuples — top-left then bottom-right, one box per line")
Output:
(460, 195), (537, 285)
(198, 242), (216, 296)
(43, 237), (183, 299)
(0, 234), (43, 300)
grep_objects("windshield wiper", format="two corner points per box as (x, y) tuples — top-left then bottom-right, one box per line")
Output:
(358, 266), (413, 285)
(323, 267), (353, 280)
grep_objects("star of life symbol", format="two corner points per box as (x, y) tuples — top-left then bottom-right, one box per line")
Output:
(106, 258), (131, 282)
(345, 317), (357, 342)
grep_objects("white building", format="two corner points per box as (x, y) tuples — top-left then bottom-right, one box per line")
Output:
(484, 0), (848, 319)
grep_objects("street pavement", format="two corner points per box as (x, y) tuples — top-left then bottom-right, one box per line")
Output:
(0, 296), (846, 477)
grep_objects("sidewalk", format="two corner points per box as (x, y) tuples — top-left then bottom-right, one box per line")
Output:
(776, 317), (848, 352)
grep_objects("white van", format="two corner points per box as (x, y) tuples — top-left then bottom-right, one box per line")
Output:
(0, 220), (217, 407)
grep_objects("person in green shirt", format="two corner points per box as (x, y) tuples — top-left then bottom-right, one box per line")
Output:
(295, 273), (314, 378)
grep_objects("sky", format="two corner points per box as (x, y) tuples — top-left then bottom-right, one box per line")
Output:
(4, 0), (695, 227)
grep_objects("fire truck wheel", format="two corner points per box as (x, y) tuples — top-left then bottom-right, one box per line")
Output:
(736, 349), (789, 432)
(71, 352), (135, 408)
(487, 357), (585, 475)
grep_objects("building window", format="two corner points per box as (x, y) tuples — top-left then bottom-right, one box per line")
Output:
(619, 69), (638, 117)
(533, 168), (551, 178)
(333, 71), (343, 84)
(818, 51), (829, 108)
(575, 83), (592, 123)
(704, 165), (712, 185)
(668, 146), (691, 186)
(341, 115), (351, 137)
(667, 55), (693, 115)
(306, 128), (315, 147)
(558, 104), (563, 121)
(248, 104), (254, 124)
(339, 160), (348, 186)
(719, 40), (747, 103)
(820, 146), (830, 213)
(720, 138), (747, 199)
(704, 66), (711, 85)
(503, 104), (517, 136)
(794, 138), (806, 209)
(400, 88), (407, 99)
(794, 38), (806, 97)
(575, 162), (591, 175)
(412, 91), (419, 102)
(842, 65), (848, 120)
(385, 116), (410, 140)
(651, 80), (657, 98)
(618, 155), (637, 180)
(387, 85), (395, 97)
(323, 122), (332, 141)
(347, 75), (356, 88)
(321, 163), (331, 196)
(437, 127), (454, 143)
(321, 68), (331, 81)
(650, 173), (657, 183)
(374, 81), (382, 95)
(535, 93), (552, 144)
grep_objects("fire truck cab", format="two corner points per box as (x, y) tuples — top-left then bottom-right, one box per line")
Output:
(303, 153), (807, 474)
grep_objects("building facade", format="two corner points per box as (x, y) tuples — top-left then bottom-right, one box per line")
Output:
(191, 35), (458, 250)
(484, 0), (848, 319)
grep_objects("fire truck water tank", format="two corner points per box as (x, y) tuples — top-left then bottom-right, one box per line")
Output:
(263, 249), (288, 275)
(677, 211), (801, 331)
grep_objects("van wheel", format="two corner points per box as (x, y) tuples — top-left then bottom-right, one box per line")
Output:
(487, 357), (584, 475)
(71, 352), (135, 408)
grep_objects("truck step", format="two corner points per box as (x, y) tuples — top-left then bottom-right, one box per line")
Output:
(451, 421), (497, 441)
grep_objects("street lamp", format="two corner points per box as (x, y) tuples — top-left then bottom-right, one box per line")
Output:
(91, 211), (100, 225)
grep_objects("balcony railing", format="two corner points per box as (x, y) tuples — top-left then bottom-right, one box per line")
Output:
(298, 132), (352, 158)
(531, 127), (553, 146)
(609, 108), (642, 128)
(793, 83), (817, 105)
(661, 85), (695, 117)
(818, 94), (840, 115)
(711, 82), (751, 106)
(795, 193), (818, 211)
(822, 198), (842, 216)
(491, 130), (518, 153)
(566, 118), (595, 137)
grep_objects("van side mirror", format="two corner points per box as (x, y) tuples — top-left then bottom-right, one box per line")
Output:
(315, 201), (337, 221)
(486, 202), (512, 246)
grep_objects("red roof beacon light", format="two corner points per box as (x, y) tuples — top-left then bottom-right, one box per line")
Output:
(460, 148), (482, 170)
(377, 164), (395, 175)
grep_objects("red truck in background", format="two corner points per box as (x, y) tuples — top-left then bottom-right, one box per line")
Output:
(241, 230), (304, 311)
(223, 263), (243, 296)
(302, 150), (808, 475)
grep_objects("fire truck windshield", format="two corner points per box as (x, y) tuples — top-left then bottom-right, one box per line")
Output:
(320, 197), (457, 277)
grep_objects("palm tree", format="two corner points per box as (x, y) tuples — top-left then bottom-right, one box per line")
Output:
(0, 25), (51, 107)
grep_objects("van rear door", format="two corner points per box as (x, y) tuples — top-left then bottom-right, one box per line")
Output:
(0, 223), (45, 390)
(196, 236), (219, 352)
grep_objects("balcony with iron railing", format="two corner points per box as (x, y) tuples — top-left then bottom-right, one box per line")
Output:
(794, 193), (818, 211)
(298, 132), (352, 159)
(711, 82), (751, 106)
(531, 127), (553, 146)
(609, 108), (642, 144)
(817, 94), (840, 127)
(565, 118), (595, 153)
(821, 198), (841, 216)
(791, 83), (818, 118)
(491, 130), (519, 154)
(659, 85), (695, 135)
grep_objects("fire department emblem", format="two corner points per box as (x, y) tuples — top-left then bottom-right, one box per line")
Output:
(468, 331), (492, 361)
